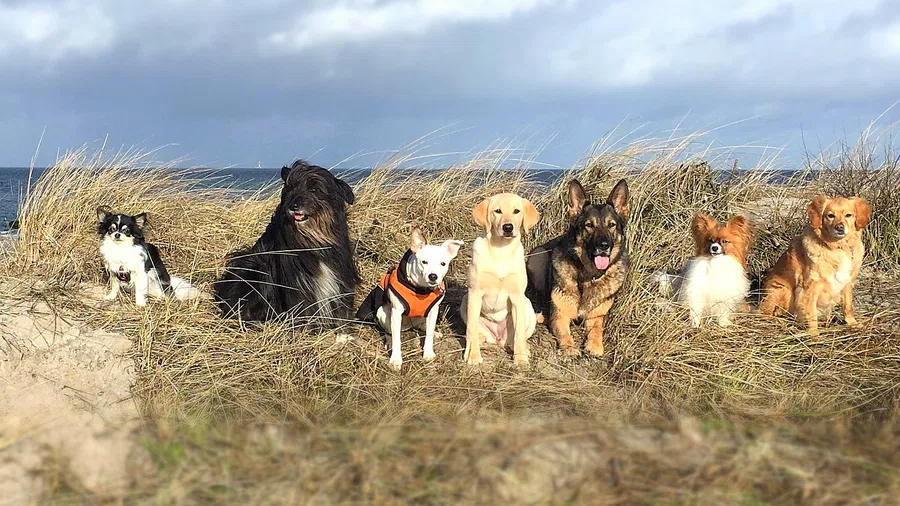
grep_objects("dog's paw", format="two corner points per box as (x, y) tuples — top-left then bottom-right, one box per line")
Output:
(845, 316), (860, 328)
(103, 293), (117, 301)
(717, 316), (733, 327)
(584, 343), (604, 357)
(465, 351), (484, 366)
(388, 356), (403, 371)
(560, 345), (581, 357)
(335, 333), (355, 344)
(422, 350), (436, 362)
(513, 352), (530, 366)
(135, 298), (148, 307)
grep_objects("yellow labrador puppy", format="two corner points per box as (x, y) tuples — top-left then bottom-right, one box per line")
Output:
(460, 193), (540, 365)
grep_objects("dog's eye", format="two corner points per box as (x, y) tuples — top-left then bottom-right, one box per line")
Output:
(584, 222), (594, 230)
(827, 213), (835, 219)
(494, 209), (502, 214)
(607, 221), (616, 229)
(513, 209), (520, 214)
(845, 213), (853, 218)
(722, 239), (730, 244)
(440, 262), (446, 266)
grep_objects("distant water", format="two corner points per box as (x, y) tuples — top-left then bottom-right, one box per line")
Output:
(0, 167), (564, 232)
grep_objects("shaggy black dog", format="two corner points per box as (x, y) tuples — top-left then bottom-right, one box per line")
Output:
(213, 160), (358, 324)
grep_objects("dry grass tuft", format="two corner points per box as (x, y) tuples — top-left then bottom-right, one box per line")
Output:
(5, 131), (900, 504)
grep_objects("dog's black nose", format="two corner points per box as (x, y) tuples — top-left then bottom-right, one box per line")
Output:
(502, 224), (514, 234)
(428, 273), (438, 283)
(114, 232), (121, 239)
(835, 224), (846, 233)
(598, 239), (611, 251)
(710, 243), (722, 254)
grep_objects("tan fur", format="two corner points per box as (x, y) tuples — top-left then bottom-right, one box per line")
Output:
(461, 193), (539, 366)
(760, 196), (871, 336)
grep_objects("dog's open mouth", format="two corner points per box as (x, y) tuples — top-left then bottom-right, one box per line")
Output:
(593, 252), (610, 271)
(290, 211), (309, 223)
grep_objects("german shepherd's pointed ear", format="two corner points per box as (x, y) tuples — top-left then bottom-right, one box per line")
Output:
(567, 180), (587, 221)
(853, 197), (872, 230)
(807, 195), (828, 230)
(522, 199), (540, 232)
(606, 179), (629, 222)
(473, 197), (491, 232)
(410, 228), (427, 252)
(96, 206), (112, 223)
(336, 178), (355, 205)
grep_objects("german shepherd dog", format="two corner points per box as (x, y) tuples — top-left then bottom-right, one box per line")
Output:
(526, 179), (630, 356)
(213, 160), (358, 324)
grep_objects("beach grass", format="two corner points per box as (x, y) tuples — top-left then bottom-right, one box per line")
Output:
(3, 131), (900, 504)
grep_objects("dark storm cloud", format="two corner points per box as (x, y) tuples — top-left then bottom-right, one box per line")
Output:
(0, 0), (898, 168)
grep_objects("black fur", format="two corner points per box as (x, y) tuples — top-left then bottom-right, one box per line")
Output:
(96, 207), (173, 290)
(213, 160), (358, 323)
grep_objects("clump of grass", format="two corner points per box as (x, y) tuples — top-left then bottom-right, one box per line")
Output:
(4, 131), (900, 503)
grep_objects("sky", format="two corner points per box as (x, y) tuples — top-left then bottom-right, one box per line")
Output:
(1, 0), (899, 169)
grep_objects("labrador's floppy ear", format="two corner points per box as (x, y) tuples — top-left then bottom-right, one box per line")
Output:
(441, 240), (464, 259)
(853, 197), (872, 230)
(473, 197), (491, 231)
(96, 206), (112, 223)
(607, 179), (629, 222)
(807, 195), (828, 230)
(522, 199), (540, 232)
(409, 228), (427, 252)
(567, 180), (587, 221)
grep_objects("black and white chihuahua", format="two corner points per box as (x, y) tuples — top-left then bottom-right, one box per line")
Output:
(97, 207), (199, 305)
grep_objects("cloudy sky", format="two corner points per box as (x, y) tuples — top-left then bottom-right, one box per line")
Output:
(2, 0), (899, 169)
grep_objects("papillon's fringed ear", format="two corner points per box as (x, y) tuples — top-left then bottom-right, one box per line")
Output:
(690, 213), (717, 251)
(96, 206), (111, 223)
(410, 228), (427, 252)
(727, 215), (751, 235)
(442, 240), (464, 259)
(473, 198), (491, 231)
(567, 180), (587, 221)
(807, 196), (828, 230)
(853, 197), (872, 230)
(133, 213), (147, 228)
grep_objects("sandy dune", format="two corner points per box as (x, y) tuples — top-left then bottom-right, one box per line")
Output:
(0, 293), (144, 503)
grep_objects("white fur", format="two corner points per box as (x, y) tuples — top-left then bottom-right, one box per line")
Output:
(377, 239), (463, 371)
(100, 236), (198, 306)
(313, 262), (342, 319)
(676, 254), (750, 327)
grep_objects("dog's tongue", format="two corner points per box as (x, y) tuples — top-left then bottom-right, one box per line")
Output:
(594, 255), (610, 271)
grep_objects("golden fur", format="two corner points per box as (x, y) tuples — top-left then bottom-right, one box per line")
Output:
(460, 193), (540, 365)
(759, 195), (872, 336)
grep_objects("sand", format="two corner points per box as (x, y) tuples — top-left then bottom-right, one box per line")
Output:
(0, 287), (146, 503)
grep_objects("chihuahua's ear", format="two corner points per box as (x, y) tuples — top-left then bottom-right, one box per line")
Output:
(410, 228), (427, 252)
(567, 180), (587, 221)
(473, 198), (491, 232)
(607, 179), (629, 222)
(96, 206), (111, 223)
(807, 196), (828, 230)
(441, 240), (464, 259)
(522, 199), (540, 232)
(853, 197), (872, 230)
(133, 213), (147, 228)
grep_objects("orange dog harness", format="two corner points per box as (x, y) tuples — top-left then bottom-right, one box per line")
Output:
(377, 263), (445, 318)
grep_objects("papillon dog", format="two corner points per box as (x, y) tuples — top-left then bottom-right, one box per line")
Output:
(97, 207), (199, 306)
(655, 213), (752, 327)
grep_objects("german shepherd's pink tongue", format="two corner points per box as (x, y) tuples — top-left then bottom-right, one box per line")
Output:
(594, 255), (610, 271)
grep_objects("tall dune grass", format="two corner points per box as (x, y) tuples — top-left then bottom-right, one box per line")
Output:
(4, 131), (900, 504)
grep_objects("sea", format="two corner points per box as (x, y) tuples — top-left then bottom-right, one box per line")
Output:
(0, 167), (566, 234)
